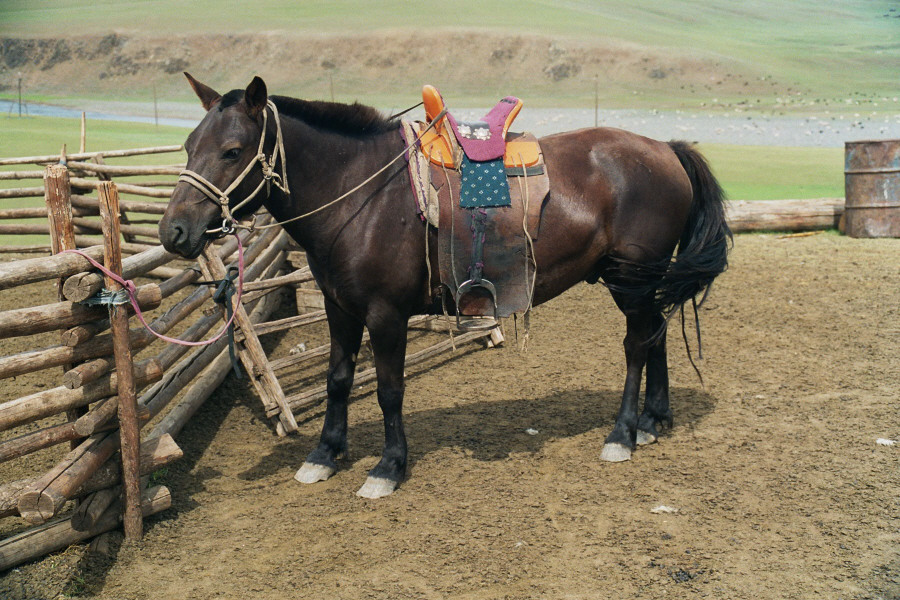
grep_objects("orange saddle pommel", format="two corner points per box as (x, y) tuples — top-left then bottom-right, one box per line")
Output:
(421, 85), (458, 168)
(418, 85), (541, 170)
(422, 84), (445, 129)
(501, 97), (523, 140)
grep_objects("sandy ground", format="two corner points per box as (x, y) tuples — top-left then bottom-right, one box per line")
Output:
(1, 231), (898, 599)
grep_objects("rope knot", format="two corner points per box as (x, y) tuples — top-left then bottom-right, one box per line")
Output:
(259, 154), (273, 177)
(123, 279), (138, 297)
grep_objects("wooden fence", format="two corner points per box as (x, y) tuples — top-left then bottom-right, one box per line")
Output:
(0, 145), (499, 571)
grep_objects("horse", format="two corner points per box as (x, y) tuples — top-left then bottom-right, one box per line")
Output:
(159, 74), (731, 498)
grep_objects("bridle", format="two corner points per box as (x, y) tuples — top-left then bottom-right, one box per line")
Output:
(176, 100), (447, 235)
(177, 99), (291, 236)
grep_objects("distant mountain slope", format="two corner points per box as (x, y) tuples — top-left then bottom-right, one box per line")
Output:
(0, 1), (896, 111)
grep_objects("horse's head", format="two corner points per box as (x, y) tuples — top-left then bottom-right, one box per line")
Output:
(159, 73), (273, 258)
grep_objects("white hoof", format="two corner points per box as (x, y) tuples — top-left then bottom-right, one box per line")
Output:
(356, 477), (398, 499)
(636, 430), (658, 446)
(600, 443), (632, 463)
(294, 462), (336, 484)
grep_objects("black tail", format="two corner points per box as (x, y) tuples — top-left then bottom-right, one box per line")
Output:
(653, 141), (732, 315)
(598, 141), (731, 317)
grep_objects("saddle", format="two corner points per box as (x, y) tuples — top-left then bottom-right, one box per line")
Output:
(403, 85), (550, 330)
(418, 85), (542, 171)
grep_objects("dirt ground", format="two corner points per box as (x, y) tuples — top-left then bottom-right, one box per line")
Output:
(1, 232), (899, 600)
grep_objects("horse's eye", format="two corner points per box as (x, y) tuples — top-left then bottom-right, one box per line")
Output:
(222, 147), (241, 160)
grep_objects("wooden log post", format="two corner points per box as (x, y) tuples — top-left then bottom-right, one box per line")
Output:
(17, 431), (119, 524)
(62, 243), (175, 302)
(0, 283), (161, 339)
(199, 238), (299, 435)
(70, 177), (174, 199)
(44, 165), (77, 273)
(97, 181), (142, 540)
(725, 198), (845, 232)
(44, 163), (84, 445)
(0, 144), (183, 166)
(64, 356), (161, 390)
(71, 486), (119, 532)
(0, 485), (172, 572)
(61, 321), (107, 347)
(71, 194), (170, 215)
(0, 422), (80, 463)
(0, 434), (181, 519)
(0, 359), (163, 433)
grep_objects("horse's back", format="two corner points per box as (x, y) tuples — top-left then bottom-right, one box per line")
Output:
(539, 126), (693, 262)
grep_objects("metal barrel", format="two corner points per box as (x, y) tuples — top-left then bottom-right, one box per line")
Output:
(844, 139), (900, 238)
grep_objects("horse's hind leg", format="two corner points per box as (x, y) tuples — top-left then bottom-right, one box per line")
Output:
(636, 312), (673, 445)
(295, 298), (364, 484)
(601, 297), (655, 463)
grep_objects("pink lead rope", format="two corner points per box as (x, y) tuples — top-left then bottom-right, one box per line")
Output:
(61, 234), (244, 347)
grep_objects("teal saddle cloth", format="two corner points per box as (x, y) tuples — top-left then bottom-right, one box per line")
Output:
(459, 155), (510, 208)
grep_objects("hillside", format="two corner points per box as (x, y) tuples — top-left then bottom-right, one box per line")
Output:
(0, 0), (897, 112)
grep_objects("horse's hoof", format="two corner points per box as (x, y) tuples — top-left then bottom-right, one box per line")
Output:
(356, 476), (397, 499)
(636, 430), (658, 446)
(600, 443), (632, 462)
(294, 462), (336, 484)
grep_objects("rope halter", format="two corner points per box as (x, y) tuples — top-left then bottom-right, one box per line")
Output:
(177, 99), (291, 235)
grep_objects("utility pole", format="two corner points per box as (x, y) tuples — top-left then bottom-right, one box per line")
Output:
(17, 75), (22, 117)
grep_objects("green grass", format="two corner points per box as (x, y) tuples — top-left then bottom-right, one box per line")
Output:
(0, 115), (188, 162)
(698, 144), (844, 200)
(1, 116), (188, 246)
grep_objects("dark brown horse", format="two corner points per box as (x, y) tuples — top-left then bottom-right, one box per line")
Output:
(159, 74), (731, 498)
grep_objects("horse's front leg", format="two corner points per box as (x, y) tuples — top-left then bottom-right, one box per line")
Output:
(295, 297), (364, 484)
(356, 311), (409, 499)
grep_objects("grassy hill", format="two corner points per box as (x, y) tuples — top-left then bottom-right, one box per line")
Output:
(0, 0), (897, 111)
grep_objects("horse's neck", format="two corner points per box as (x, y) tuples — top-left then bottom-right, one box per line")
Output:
(272, 118), (401, 256)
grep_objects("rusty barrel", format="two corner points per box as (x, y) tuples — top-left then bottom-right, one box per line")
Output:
(844, 139), (900, 238)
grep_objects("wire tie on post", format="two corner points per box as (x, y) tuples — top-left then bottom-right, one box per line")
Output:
(80, 288), (131, 307)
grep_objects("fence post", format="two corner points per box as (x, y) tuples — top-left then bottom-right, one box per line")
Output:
(44, 163), (88, 448)
(97, 181), (143, 540)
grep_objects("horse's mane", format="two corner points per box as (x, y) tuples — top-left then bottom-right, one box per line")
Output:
(218, 89), (398, 136)
(272, 95), (399, 136)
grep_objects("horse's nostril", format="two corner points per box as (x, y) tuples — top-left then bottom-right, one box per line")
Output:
(160, 220), (190, 255)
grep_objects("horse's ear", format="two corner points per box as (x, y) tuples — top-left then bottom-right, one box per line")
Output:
(245, 76), (268, 119)
(184, 72), (221, 112)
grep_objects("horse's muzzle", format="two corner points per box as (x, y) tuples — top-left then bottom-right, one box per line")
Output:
(159, 212), (211, 259)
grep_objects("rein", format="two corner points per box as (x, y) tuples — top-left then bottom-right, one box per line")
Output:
(177, 100), (447, 234)
(61, 235), (245, 348)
